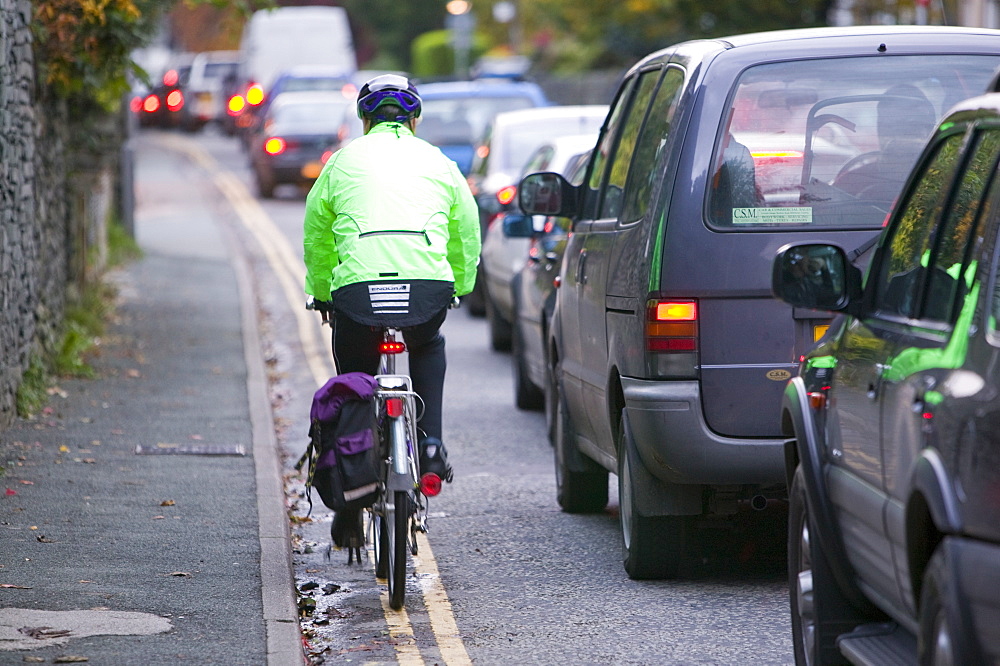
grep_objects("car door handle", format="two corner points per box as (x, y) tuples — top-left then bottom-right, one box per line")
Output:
(576, 250), (588, 285)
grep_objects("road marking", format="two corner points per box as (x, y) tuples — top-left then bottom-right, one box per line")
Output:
(155, 134), (469, 665)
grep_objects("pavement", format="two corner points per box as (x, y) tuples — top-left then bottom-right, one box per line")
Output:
(0, 138), (303, 664)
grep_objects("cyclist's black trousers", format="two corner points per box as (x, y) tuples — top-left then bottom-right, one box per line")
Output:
(331, 308), (447, 442)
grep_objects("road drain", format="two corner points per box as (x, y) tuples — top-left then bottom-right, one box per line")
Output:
(134, 443), (246, 456)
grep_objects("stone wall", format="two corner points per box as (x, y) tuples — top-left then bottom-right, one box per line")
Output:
(0, 1), (82, 428)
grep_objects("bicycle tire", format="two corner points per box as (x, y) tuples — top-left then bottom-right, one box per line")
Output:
(373, 508), (389, 579)
(388, 490), (409, 609)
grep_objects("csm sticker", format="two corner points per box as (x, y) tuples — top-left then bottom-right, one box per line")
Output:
(766, 369), (792, 382)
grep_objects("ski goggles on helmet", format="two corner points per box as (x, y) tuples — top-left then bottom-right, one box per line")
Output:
(356, 74), (421, 119)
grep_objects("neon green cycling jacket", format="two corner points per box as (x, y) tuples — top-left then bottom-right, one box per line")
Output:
(303, 122), (481, 300)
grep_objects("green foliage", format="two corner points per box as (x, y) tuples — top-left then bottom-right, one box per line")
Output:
(341, 0), (451, 70)
(411, 30), (490, 79)
(15, 356), (50, 418)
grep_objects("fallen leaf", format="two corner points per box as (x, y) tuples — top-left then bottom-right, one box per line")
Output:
(0, 584), (32, 589)
(36, 535), (54, 543)
(322, 583), (341, 595)
(5, 489), (16, 496)
(299, 581), (319, 592)
(81, 459), (97, 464)
(20, 626), (72, 639)
(160, 499), (176, 507)
(53, 656), (89, 663)
(168, 571), (192, 577)
(126, 368), (141, 378)
(151, 515), (165, 520)
(22, 656), (45, 663)
(29, 526), (38, 531)
(19, 480), (34, 485)
(190, 434), (203, 441)
(78, 580), (93, 584)
(59, 445), (70, 453)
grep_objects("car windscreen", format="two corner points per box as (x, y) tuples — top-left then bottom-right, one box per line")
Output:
(707, 54), (1000, 230)
(271, 101), (348, 132)
(503, 117), (605, 173)
(419, 96), (536, 146)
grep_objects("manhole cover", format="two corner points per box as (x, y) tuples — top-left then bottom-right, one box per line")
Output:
(134, 444), (246, 456)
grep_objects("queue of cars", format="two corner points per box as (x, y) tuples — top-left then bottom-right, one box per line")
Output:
(501, 23), (1000, 666)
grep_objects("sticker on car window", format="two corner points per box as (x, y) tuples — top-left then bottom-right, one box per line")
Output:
(732, 208), (813, 225)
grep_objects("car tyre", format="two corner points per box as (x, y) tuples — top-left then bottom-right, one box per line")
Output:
(789, 464), (862, 666)
(512, 313), (543, 410)
(618, 409), (689, 579)
(553, 382), (607, 514)
(255, 167), (276, 199)
(465, 267), (487, 317)
(919, 543), (975, 666)
(485, 287), (512, 351)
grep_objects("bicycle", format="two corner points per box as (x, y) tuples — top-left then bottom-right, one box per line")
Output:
(369, 326), (444, 609)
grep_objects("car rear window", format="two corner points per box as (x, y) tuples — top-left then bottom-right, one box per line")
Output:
(420, 96), (536, 146)
(707, 54), (1000, 231)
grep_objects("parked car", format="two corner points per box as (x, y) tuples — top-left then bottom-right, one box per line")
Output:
(246, 91), (352, 198)
(516, 26), (1000, 580)
(134, 59), (192, 129)
(773, 91), (1000, 666)
(416, 78), (551, 177)
(180, 50), (240, 132)
(505, 136), (594, 413)
(473, 105), (607, 333)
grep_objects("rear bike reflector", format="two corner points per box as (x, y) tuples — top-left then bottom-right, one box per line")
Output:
(385, 397), (404, 418)
(380, 340), (406, 355)
(420, 473), (442, 497)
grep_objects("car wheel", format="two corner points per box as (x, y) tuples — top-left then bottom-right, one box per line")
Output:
(919, 544), (974, 666)
(543, 359), (557, 446)
(789, 464), (859, 666)
(255, 168), (275, 199)
(617, 409), (689, 579)
(465, 269), (486, 317)
(485, 288), (512, 351)
(553, 383), (607, 514)
(512, 317), (543, 410)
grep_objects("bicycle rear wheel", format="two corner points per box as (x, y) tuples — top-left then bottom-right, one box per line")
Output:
(387, 490), (409, 609)
(373, 507), (390, 579)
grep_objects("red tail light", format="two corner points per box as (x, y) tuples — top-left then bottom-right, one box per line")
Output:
(162, 69), (179, 87)
(246, 84), (265, 106)
(129, 96), (143, 113)
(496, 185), (517, 206)
(264, 137), (287, 155)
(227, 94), (246, 115)
(380, 340), (406, 355)
(142, 94), (160, 114)
(646, 299), (697, 352)
(420, 473), (442, 497)
(166, 89), (184, 112)
(385, 397), (404, 418)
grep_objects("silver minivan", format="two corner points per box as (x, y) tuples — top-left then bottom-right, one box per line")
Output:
(518, 26), (1000, 579)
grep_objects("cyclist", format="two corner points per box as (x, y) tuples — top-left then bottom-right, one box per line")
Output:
(303, 74), (481, 490)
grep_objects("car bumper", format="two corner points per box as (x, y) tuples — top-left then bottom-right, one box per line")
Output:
(621, 377), (786, 486)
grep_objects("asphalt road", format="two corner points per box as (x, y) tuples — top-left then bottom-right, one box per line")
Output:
(145, 126), (796, 665)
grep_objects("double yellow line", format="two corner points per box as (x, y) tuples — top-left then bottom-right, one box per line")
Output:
(155, 134), (470, 665)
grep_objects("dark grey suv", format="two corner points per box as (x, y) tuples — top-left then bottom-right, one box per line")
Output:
(773, 93), (1000, 664)
(518, 26), (1000, 580)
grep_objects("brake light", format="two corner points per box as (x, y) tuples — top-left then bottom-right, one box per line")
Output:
(646, 299), (697, 352)
(166, 89), (184, 112)
(380, 340), (406, 355)
(142, 94), (160, 114)
(129, 96), (142, 114)
(751, 150), (804, 166)
(162, 69), (179, 87)
(228, 94), (246, 115)
(497, 185), (517, 206)
(264, 137), (287, 155)
(246, 84), (265, 106)
(385, 397), (404, 418)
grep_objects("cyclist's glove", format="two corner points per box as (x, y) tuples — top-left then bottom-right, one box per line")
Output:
(306, 297), (335, 312)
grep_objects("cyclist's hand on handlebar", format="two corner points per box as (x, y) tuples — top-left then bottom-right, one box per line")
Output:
(306, 297), (334, 325)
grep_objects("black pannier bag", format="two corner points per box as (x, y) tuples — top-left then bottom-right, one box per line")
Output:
(297, 372), (379, 513)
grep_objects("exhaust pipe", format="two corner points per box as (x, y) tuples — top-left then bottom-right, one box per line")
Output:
(750, 495), (768, 511)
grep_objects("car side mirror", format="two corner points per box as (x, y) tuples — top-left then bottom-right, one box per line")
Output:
(772, 243), (861, 314)
(518, 172), (578, 219)
(502, 213), (534, 238)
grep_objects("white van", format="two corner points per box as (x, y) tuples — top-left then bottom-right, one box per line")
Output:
(238, 7), (357, 93)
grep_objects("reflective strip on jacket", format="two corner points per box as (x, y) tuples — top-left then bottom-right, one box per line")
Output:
(302, 122), (481, 300)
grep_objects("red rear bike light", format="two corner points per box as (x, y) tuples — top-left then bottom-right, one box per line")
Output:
(380, 340), (406, 355)
(385, 397), (404, 418)
(420, 473), (442, 497)
(646, 299), (698, 353)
